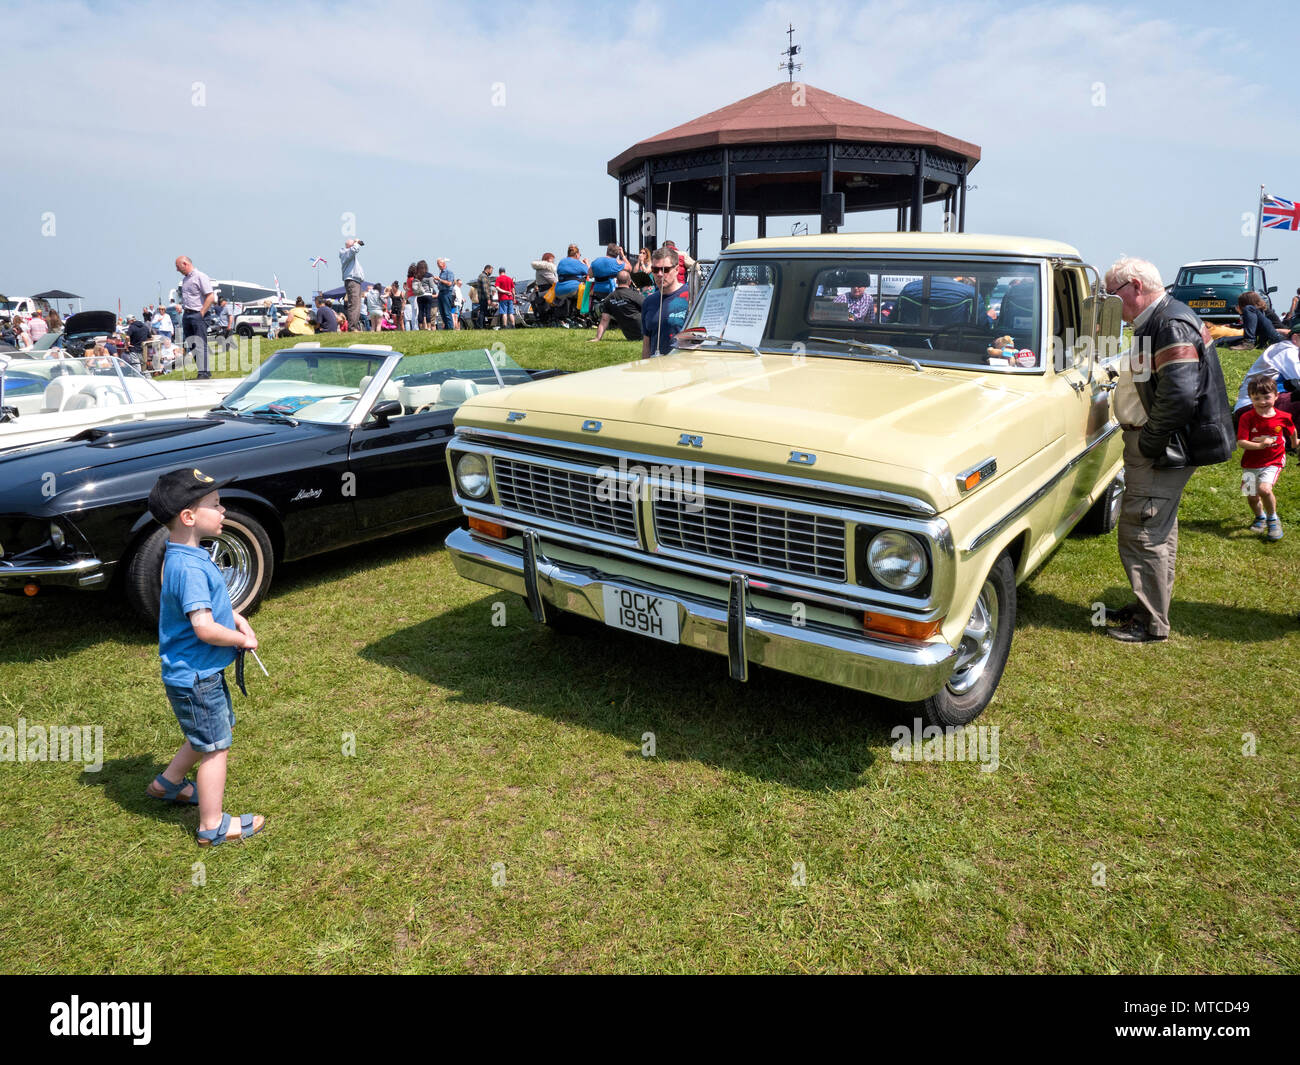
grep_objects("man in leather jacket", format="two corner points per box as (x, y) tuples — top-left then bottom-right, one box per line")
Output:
(1103, 257), (1204, 643)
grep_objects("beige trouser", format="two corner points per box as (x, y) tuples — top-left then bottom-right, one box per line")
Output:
(1116, 430), (1195, 637)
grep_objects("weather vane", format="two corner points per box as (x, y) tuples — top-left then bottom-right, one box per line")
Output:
(779, 23), (802, 82)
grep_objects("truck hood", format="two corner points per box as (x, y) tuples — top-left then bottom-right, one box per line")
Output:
(457, 351), (1058, 511)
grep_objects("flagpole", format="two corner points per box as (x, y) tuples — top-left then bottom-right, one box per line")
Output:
(1253, 185), (1265, 262)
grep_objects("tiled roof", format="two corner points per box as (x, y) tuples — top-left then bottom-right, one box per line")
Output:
(608, 83), (980, 175)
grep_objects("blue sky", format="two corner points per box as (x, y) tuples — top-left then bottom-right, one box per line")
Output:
(2, 0), (1298, 313)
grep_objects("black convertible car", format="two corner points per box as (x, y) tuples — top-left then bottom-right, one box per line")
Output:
(0, 343), (559, 620)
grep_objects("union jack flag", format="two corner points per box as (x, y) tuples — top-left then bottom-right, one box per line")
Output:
(1262, 196), (1300, 231)
(308, 256), (328, 267)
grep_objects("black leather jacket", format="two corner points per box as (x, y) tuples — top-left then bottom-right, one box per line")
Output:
(1134, 296), (1232, 467)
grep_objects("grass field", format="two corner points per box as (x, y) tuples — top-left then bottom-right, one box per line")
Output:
(1, 329), (1296, 973)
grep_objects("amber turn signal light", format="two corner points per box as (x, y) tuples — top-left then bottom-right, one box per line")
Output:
(468, 517), (507, 539)
(23, 582), (40, 597)
(862, 612), (942, 641)
(961, 470), (982, 491)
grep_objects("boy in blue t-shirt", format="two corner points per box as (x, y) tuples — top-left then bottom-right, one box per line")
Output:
(147, 467), (264, 846)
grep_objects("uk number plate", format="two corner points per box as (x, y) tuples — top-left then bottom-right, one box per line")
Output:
(1189, 299), (1224, 309)
(601, 586), (680, 644)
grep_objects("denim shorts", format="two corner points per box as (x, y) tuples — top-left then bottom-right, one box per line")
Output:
(164, 670), (235, 753)
(499, 299), (514, 315)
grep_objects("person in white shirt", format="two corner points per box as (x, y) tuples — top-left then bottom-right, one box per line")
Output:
(153, 307), (174, 340)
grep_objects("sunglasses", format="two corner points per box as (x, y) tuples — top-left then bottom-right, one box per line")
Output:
(1107, 279), (1135, 297)
(652, 266), (676, 273)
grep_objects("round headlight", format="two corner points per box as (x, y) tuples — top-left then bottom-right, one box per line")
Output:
(455, 452), (490, 499)
(866, 531), (928, 591)
(49, 522), (66, 549)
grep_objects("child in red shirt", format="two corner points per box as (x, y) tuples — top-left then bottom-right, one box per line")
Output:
(1238, 374), (1298, 541)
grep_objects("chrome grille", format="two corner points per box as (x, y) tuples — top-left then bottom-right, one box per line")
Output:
(655, 496), (846, 580)
(493, 457), (637, 539)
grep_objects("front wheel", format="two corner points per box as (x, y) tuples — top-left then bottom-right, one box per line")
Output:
(124, 507), (275, 623)
(1079, 472), (1124, 535)
(914, 553), (1016, 727)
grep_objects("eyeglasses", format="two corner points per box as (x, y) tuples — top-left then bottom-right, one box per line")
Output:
(1107, 279), (1136, 297)
(652, 266), (676, 273)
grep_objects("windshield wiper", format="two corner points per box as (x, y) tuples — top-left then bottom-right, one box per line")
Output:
(806, 336), (922, 372)
(210, 403), (241, 417)
(675, 332), (763, 357)
(247, 409), (300, 426)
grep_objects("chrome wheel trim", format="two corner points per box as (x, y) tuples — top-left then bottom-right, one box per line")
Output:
(1107, 475), (1124, 525)
(947, 577), (999, 695)
(204, 531), (255, 608)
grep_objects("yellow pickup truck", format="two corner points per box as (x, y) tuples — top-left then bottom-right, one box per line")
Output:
(445, 233), (1125, 725)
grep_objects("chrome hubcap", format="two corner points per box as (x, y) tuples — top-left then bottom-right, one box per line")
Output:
(205, 532), (254, 608)
(948, 577), (999, 695)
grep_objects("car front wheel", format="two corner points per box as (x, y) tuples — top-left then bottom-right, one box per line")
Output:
(124, 508), (275, 623)
(914, 553), (1016, 728)
(1079, 472), (1124, 535)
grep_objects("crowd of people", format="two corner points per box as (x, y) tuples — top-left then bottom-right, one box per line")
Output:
(322, 238), (697, 340)
(0, 235), (707, 372)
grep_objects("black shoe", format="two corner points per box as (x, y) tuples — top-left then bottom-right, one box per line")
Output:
(1103, 602), (1140, 625)
(1106, 619), (1167, 643)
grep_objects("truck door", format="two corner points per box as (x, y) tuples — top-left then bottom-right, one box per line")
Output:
(1053, 264), (1119, 521)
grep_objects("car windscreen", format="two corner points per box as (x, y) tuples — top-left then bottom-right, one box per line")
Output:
(2, 356), (167, 401)
(686, 257), (1043, 369)
(1177, 267), (1248, 286)
(82, 357), (168, 400)
(219, 352), (385, 423)
(385, 348), (532, 413)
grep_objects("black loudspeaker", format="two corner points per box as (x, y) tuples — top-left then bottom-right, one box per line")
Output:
(597, 218), (617, 245)
(820, 193), (845, 231)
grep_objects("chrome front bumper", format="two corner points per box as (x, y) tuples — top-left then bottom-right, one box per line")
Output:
(445, 527), (958, 702)
(0, 556), (108, 589)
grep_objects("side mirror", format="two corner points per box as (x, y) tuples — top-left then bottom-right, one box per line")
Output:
(1267, 285), (1278, 295)
(368, 398), (401, 426)
(1078, 292), (1125, 382)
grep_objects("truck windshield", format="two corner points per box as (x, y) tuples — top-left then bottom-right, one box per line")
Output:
(685, 257), (1043, 369)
